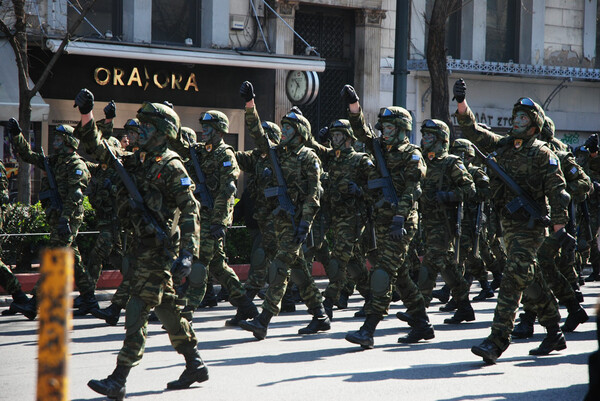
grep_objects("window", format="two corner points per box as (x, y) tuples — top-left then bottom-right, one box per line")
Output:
(424, 0), (461, 60)
(68, 0), (123, 40)
(486, 0), (519, 62)
(152, 0), (201, 47)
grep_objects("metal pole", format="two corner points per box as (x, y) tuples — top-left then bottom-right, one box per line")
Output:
(393, 0), (410, 107)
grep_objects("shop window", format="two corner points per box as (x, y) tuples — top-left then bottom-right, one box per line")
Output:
(68, 0), (123, 40)
(486, 0), (519, 62)
(152, 0), (201, 47)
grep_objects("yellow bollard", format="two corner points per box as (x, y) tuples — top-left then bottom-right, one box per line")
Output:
(36, 248), (74, 401)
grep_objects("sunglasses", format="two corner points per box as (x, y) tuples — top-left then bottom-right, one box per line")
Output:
(284, 111), (301, 121)
(421, 119), (440, 130)
(330, 120), (349, 129)
(516, 97), (535, 107)
(55, 125), (69, 133)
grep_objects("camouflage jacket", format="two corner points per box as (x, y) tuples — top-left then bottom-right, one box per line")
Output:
(456, 106), (569, 225)
(421, 154), (476, 214)
(555, 150), (591, 203)
(0, 161), (8, 228)
(12, 132), (90, 223)
(85, 160), (121, 224)
(235, 148), (273, 221)
(348, 107), (426, 218)
(75, 118), (200, 257)
(463, 164), (490, 225)
(245, 106), (321, 226)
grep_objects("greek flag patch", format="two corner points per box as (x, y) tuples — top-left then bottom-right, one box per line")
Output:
(315, 162), (319, 169)
(412, 154), (420, 160)
(75, 170), (83, 175)
(549, 158), (558, 166)
(482, 175), (489, 181)
(367, 159), (374, 166)
(181, 177), (191, 186)
(570, 166), (578, 175)
(223, 161), (232, 167)
(458, 163), (466, 170)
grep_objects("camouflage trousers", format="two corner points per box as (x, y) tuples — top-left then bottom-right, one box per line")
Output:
(458, 219), (487, 282)
(184, 216), (246, 309)
(262, 214), (323, 316)
(346, 234), (371, 299)
(244, 215), (277, 292)
(33, 216), (95, 296)
(366, 209), (425, 317)
(418, 211), (470, 306)
(86, 223), (118, 286)
(488, 219), (560, 350)
(116, 244), (197, 367)
(0, 259), (21, 295)
(322, 213), (362, 302)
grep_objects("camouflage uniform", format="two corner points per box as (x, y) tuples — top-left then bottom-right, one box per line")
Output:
(0, 161), (23, 298)
(458, 96), (568, 362)
(418, 120), (477, 324)
(80, 100), (206, 395)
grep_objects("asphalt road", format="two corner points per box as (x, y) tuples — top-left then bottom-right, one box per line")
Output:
(0, 276), (597, 401)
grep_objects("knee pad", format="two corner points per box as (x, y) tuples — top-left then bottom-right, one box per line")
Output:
(125, 296), (149, 336)
(251, 247), (266, 269)
(268, 259), (288, 286)
(290, 263), (310, 288)
(154, 294), (182, 333)
(326, 258), (344, 283)
(188, 261), (207, 288)
(370, 268), (391, 297)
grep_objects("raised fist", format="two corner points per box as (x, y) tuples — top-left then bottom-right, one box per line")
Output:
(6, 118), (22, 137)
(240, 81), (255, 102)
(74, 88), (94, 114)
(103, 100), (116, 119)
(340, 85), (359, 105)
(453, 79), (466, 103)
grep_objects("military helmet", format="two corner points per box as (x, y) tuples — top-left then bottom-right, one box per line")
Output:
(375, 106), (412, 132)
(450, 138), (475, 158)
(261, 121), (282, 144)
(136, 101), (181, 140)
(180, 126), (197, 143)
(328, 119), (356, 141)
(124, 118), (142, 134)
(512, 97), (545, 134)
(421, 119), (450, 142)
(541, 115), (555, 141)
(200, 110), (229, 134)
(54, 124), (79, 149)
(281, 110), (311, 141)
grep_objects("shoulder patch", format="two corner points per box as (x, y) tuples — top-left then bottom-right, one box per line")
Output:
(412, 154), (420, 161)
(181, 177), (192, 186)
(75, 169), (83, 175)
(549, 158), (558, 166)
(458, 163), (466, 170)
(569, 166), (578, 175)
(367, 159), (374, 166)
(223, 161), (232, 167)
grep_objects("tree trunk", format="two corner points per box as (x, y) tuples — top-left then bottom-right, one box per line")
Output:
(426, 0), (460, 140)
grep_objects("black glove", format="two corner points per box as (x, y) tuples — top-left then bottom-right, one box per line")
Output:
(389, 215), (406, 241)
(317, 126), (329, 144)
(585, 134), (599, 153)
(436, 191), (458, 205)
(74, 88), (94, 114)
(452, 78), (466, 103)
(340, 84), (359, 105)
(347, 181), (362, 197)
(6, 118), (22, 138)
(171, 249), (193, 282)
(103, 100), (116, 119)
(294, 219), (310, 244)
(240, 81), (255, 102)
(261, 167), (272, 179)
(57, 217), (72, 237)
(554, 228), (576, 254)
(210, 224), (227, 240)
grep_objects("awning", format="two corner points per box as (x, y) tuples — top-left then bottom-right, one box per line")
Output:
(0, 40), (49, 121)
(45, 39), (326, 72)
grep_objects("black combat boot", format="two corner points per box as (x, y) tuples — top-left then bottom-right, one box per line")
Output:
(91, 303), (122, 326)
(472, 279), (494, 301)
(7, 294), (37, 320)
(225, 294), (258, 327)
(396, 311), (416, 327)
(216, 285), (229, 302)
(585, 261), (600, 282)
(167, 346), (209, 389)
(529, 324), (567, 355)
(439, 297), (458, 312)
(444, 299), (475, 324)
(73, 294), (83, 309)
(280, 287), (296, 313)
(88, 364), (130, 400)
(323, 297), (334, 320)
(245, 288), (259, 302)
(471, 339), (503, 364)
(398, 311), (435, 343)
(432, 284), (450, 304)
(335, 290), (350, 310)
(561, 298), (589, 333)
(2, 291), (32, 317)
(512, 311), (536, 339)
(298, 307), (331, 335)
(199, 281), (218, 308)
(490, 270), (503, 290)
(239, 309), (274, 340)
(571, 282), (584, 303)
(73, 291), (99, 316)
(345, 314), (381, 349)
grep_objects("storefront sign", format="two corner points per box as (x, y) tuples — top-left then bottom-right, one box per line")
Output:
(93, 66), (199, 92)
(450, 110), (513, 128)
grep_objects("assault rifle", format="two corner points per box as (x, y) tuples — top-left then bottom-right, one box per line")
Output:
(182, 132), (214, 210)
(471, 144), (551, 229)
(367, 125), (400, 208)
(264, 144), (314, 249)
(580, 199), (593, 243)
(103, 139), (172, 251)
(38, 148), (63, 213)
(473, 201), (485, 258)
